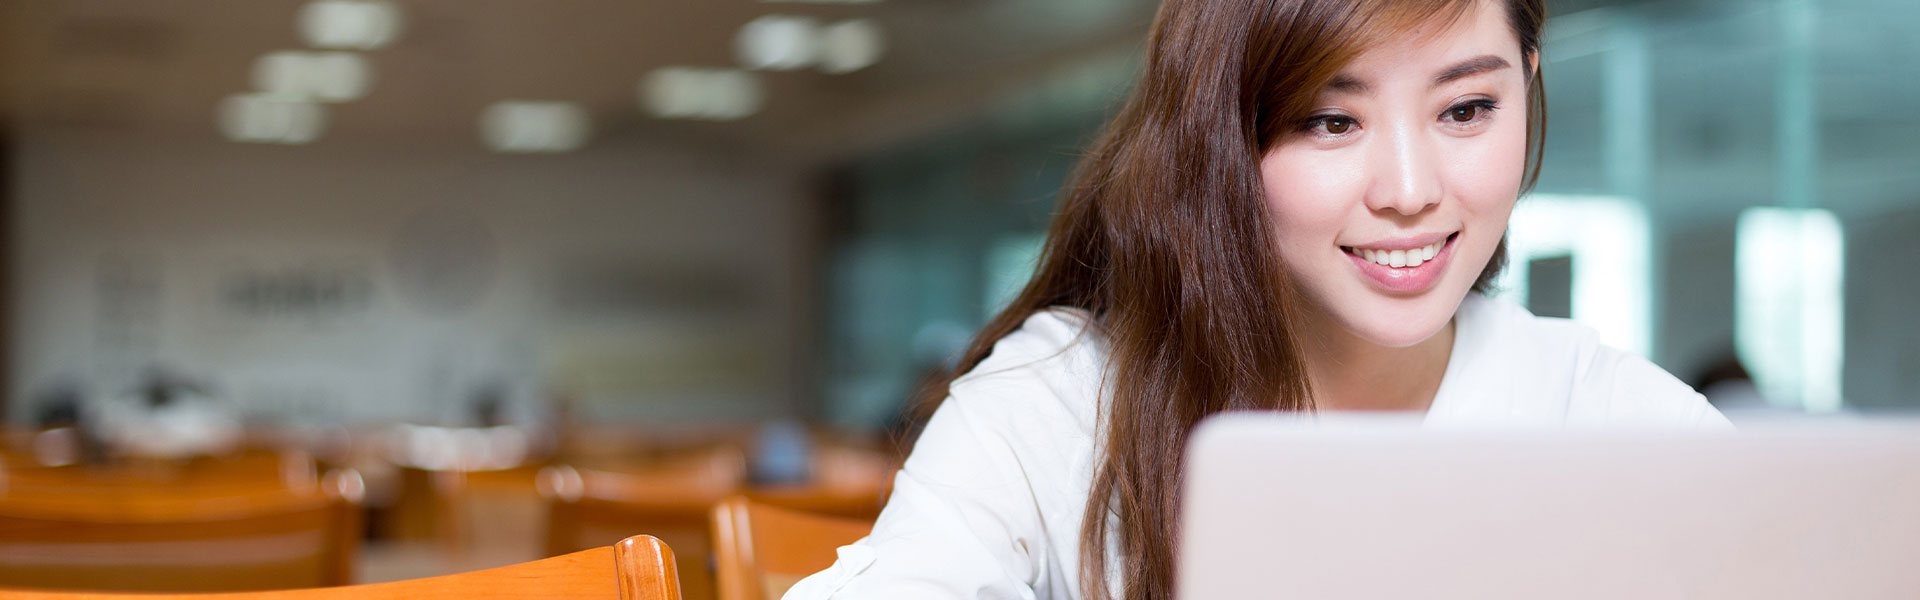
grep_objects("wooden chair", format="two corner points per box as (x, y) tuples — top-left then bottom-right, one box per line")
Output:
(1, 449), (319, 492)
(378, 424), (547, 551)
(0, 458), (362, 592)
(0, 534), (681, 600)
(539, 446), (747, 600)
(710, 497), (872, 600)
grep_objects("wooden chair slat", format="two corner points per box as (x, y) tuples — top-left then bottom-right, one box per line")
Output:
(0, 535), (680, 600)
(0, 458), (361, 592)
(710, 497), (871, 600)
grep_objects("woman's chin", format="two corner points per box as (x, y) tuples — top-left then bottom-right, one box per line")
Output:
(1354, 324), (1447, 348)
(1292, 273), (1473, 350)
(1336, 305), (1458, 349)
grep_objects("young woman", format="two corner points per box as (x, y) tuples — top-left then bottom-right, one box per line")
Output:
(787, 0), (1727, 598)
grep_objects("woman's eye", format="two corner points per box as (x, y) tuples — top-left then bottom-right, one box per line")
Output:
(1304, 115), (1357, 136)
(1442, 100), (1497, 125)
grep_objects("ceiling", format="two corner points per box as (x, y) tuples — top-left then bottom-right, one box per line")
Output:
(2, 0), (1160, 161)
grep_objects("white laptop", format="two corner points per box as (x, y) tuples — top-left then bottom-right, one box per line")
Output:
(1177, 414), (1920, 599)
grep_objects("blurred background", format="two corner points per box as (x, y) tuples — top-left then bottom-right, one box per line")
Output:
(0, 0), (1914, 595)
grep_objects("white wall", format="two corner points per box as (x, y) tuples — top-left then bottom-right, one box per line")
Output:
(8, 129), (809, 427)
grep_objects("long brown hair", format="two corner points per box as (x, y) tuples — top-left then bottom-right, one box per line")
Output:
(929, 1), (1547, 598)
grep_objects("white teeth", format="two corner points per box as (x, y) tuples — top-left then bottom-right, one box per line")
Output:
(1349, 238), (1447, 268)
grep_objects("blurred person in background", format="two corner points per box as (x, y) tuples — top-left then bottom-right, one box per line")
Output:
(26, 379), (109, 466)
(786, 1), (1726, 599)
(93, 366), (241, 459)
(1691, 349), (1768, 412)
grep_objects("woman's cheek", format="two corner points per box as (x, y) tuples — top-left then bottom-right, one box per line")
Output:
(1441, 122), (1528, 218)
(1262, 148), (1368, 240)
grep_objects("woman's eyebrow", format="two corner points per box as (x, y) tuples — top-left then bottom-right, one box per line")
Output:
(1323, 54), (1513, 96)
(1432, 55), (1511, 87)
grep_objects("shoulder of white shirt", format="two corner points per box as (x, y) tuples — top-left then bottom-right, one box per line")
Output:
(1452, 294), (1726, 427)
(939, 306), (1108, 435)
(948, 295), (1722, 427)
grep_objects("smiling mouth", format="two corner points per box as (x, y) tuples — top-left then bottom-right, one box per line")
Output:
(1341, 233), (1459, 268)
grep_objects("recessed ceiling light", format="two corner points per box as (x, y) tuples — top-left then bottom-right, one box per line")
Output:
(298, 0), (404, 50)
(737, 15), (820, 71)
(640, 67), (764, 121)
(817, 19), (884, 74)
(218, 93), (327, 144)
(479, 101), (591, 153)
(252, 50), (372, 102)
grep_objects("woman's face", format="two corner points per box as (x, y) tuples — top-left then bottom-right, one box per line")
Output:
(1260, 0), (1531, 348)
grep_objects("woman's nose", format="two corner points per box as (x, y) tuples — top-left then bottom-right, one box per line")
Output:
(1363, 123), (1443, 216)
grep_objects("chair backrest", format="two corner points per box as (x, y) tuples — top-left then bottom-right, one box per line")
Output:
(0, 459), (363, 592)
(379, 424), (547, 548)
(0, 534), (682, 600)
(710, 496), (872, 600)
(540, 447), (746, 600)
(1, 449), (319, 491)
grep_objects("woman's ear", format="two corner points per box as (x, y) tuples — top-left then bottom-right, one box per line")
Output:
(1526, 50), (1540, 79)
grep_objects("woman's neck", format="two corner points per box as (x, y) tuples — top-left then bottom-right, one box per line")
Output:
(1298, 313), (1456, 413)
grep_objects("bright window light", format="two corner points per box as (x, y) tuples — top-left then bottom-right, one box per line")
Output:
(1491, 194), (1653, 359)
(1735, 207), (1844, 412)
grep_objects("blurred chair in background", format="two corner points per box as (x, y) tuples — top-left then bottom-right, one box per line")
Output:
(0, 534), (681, 600)
(710, 496), (872, 600)
(540, 445), (747, 600)
(12, 383), (106, 468)
(744, 444), (895, 522)
(356, 423), (553, 580)
(0, 452), (363, 592)
(539, 434), (898, 600)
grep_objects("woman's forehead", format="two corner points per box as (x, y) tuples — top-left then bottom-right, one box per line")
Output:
(1332, 0), (1522, 90)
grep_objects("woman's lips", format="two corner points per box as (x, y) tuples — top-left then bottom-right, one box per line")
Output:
(1341, 233), (1458, 293)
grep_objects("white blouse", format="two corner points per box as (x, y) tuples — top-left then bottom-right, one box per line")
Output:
(783, 294), (1730, 600)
